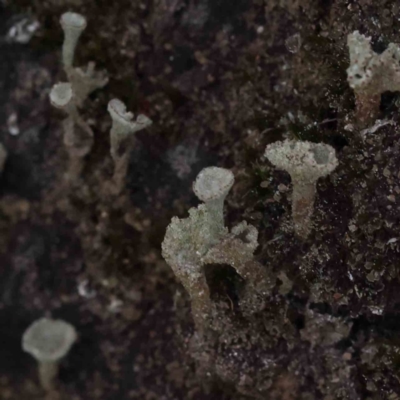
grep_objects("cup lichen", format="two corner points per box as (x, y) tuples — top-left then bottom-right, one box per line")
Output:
(107, 98), (152, 194)
(264, 139), (338, 239)
(50, 12), (108, 180)
(60, 12), (87, 71)
(60, 12), (108, 107)
(347, 31), (400, 128)
(49, 82), (94, 179)
(193, 166), (234, 232)
(22, 317), (77, 391)
(163, 167), (272, 330)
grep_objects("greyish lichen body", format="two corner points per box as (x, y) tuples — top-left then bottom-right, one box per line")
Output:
(265, 139), (338, 239)
(107, 99), (152, 194)
(163, 167), (273, 330)
(347, 31), (400, 127)
(50, 12), (109, 180)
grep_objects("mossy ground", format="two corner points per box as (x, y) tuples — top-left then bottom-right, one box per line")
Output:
(1, 0), (400, 398)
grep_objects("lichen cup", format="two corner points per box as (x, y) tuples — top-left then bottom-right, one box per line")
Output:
(22, 317), (77, 391)
(265, 139), (338, 239)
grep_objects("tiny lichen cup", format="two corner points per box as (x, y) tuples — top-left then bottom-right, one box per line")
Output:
(22, 317), (77, 391)
(49, 82), (75, 113)
(265, 139), (338, 239)
(107, 98), (152, 193)
(107, 99), (152, 160)
(60, 12), (87, 70)
(192, 167), (234, 230)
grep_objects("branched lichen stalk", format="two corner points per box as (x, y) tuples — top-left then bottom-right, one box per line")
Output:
(68, 62), (109, 108)
(162, 203), (226, 332)
(162, 169), (270, 330)
(202, 221), (273, 315)
(60, 12), (108, 108)
(50, 82), (94, 179)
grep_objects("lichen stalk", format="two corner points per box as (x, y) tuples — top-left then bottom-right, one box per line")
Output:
(204, 197), (226, 232)
(264, 140), (338, 240)
(202, 222), (273, 315)
(186, 273), (212, 331)
(109, 120), (133, 194)
(68, 63), (109, 108)
(354, 91), (381, 128)
(62, 29), (81, 71)
(192, 167), (234, 234)
(60, 13), (87, 71)
(61, 102), (93, 180)
(38, 361), (58, 391)
(111, 152), (130, 194)
(162, 204), (225, 333)
(292, 180), (316, 239)
(109, 120), (129, 161)
(107, 99), (152, 194)
(50, 82), (94, 181)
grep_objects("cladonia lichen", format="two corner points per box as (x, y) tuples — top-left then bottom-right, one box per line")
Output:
(162, 167), (272, 331)
(49, 82), (94, 179)
(264, 139), (338, 239)
(347, 31), (400, 127)
(162, 203), (224, 331)
(60, 12), (108, 107)
(60, 12), (86, 70)
(107, 99), (152, 194)
(50, 12), (108, 180)
(22, 317), (77, 391)
(193, 167), (234, 231)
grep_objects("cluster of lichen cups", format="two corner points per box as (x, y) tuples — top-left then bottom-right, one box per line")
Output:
(14, 8), (397, 392)
(162, 150), (337, 331)
(163, 167), (273, 331)
(50, 12), (152, 188)
(18, 12), (154, 393)
(162, 29), (400, 332)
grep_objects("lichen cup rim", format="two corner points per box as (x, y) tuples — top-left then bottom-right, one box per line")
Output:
(22, 317), (77, 362)
(193, 166), (235, 202)
(49, 82), (73, 108)
(60, 12), (87, 30)
(264, 139), (338, 183)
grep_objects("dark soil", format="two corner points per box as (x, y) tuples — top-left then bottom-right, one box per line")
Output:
(1, 0), (400, 399)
